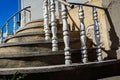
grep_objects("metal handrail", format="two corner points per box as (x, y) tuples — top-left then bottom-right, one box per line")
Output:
(69, 2), (106, 10)
(56, 0), (74, 8)
(56, 0), (106, 10)
(0, 6), (31, 29)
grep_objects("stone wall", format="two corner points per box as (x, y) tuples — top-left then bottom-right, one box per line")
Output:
(103, 0), (120, 58)
(21, 0), (89, 21)
(67, 0), (110, 58)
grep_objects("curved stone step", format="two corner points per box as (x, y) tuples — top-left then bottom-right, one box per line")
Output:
(0, 52), (64, 68)
(25, 18), (60, 28)
(0, 38), (85, 53)
(0, 59), (117, 77)
(5, 32), (45, 43)
(5, 31), (80, 43)
(0, 48), (97, 68)
(25, 19), (44, 27)
(16, 24), (63, 35)
(0, 48), (97, 60)
(16, 24), (44, 34)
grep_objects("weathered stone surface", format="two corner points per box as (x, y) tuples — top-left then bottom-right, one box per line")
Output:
(16, 25), (44, 34)
(0, 39), (88, 53)
(67, 0), (114, 59)
(104, 0), (120, 59)
(25, 19), (44, 27)
(0, 55), (64, 68)
(5, 31), (80, 43)
(0, 59), (118, 75)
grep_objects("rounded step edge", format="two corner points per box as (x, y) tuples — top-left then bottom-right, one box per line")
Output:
(0, 59), (117, 75)
(25, 19), (44, 27)
(0, 48), (96, 59)
(0, 48), (98, 68)
(25, 18), (60, 28)
(4, 32), (45, 43)
(16, 24), (44, 34)
(5, 31), (80, 43)
(0, 38), (88, 53)
(0, 54), (65, 68)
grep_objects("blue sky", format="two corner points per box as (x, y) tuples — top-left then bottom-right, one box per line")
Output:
(0, 0), (18, 27)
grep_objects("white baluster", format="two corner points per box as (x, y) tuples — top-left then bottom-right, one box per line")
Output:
(27, 10), (31, 22)
(50, 0), (58, 51)
(6, 22), (9, 37)
(0, 30), (3, 43)
(93, 7), (103, 61)
(44, 0), (51, 40)
(57, 1), (62, 23)
(23, 10), (26, 26)
(79, 5), (88, 63)
(48, 0), (51, 24)
(13, 16), (17, 34)
(28, 11), (31, 22)
(21, 10), (26, 27)
(61, 0), (72, 65)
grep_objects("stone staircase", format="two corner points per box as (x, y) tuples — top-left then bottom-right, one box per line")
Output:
(0, 0), (120, 79)
(0, 19), (94, 68)
(0, 18), (118, 78)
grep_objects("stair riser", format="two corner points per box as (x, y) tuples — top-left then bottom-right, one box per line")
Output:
(0, 49), (97, 68)
(0, 41), (82, 53)
(17, 24), (63, 35)
(16, 28), (43, 34)
(6, 35), (45, 43)
(6, 32), (80, 43)
(0, 55), (64, 68)
(26, 22), (43, 27)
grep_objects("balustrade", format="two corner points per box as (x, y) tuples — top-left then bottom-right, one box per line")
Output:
(0, 0), (106, 65)
(0, 7), (31, 43)
(43, 0), (104, 64)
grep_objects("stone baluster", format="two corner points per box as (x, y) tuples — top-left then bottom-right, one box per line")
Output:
(61, 0), (72, 65)
(44, 0), (51, 40)
(92, 7), (103, 61)
(23, 10), (26, 26)
(13, 16), (17, 34)
(48, 0), (51, 24)
(6, 22), (9, 37)
(50, 0), (58, 51)
(28, 11), (31, 22)
(79, 5), (88, 63)
(57, 1), (62, 23)
(0, 29), (3, 43)
(21, 10), (26, 27)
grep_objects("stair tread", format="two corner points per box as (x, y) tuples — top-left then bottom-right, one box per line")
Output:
(0, 48), (96, 59)
(5, 32), (45, 42)
(16, 24), (44, 33)
(0, 59), (117, 75)
(0, 50), (64, 59)
(25, 18), (44, 26)
(0, 38), (80, 47)
(5, 31), (80, 42)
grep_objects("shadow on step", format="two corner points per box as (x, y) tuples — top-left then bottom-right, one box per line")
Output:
(0, 60), (120, 80)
